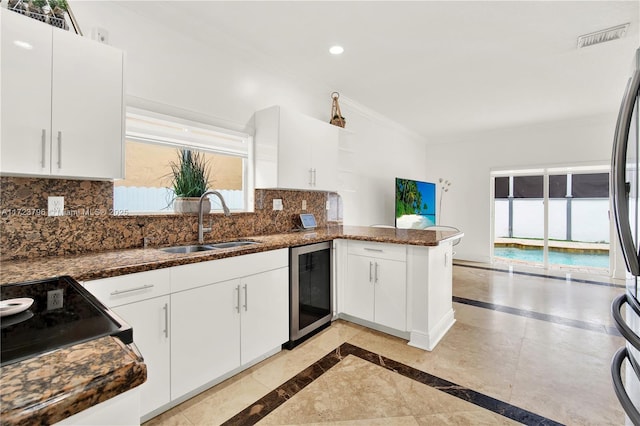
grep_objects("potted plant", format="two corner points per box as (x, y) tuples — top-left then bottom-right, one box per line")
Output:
(168, 149), (211, 214)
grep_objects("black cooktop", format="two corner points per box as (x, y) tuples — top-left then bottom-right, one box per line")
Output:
(1, 276), (132, 367)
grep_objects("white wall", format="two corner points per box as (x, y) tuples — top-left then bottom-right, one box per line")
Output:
(423, 113), (617, 264)
(70, 1), (326, 129)
(70, 2), (428, 226)
(337, 100), (427, 227)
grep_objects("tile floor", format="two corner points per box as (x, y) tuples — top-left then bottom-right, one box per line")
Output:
(144, 262), (626, 426)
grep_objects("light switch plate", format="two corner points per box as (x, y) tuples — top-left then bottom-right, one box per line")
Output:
(302, 200), (307, 210)
(48, 196), (64, 216)
(273, 199), (283, 211)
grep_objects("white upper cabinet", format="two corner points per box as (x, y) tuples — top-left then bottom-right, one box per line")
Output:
(254, 105), (339, 191)
(0, 10), (124, 179)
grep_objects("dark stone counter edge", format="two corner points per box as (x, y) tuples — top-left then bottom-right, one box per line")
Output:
(1, 338), (147, 426)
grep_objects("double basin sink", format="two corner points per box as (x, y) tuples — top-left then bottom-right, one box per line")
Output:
(161, 240), (259, 254)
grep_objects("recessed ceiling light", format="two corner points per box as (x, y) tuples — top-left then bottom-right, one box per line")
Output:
(329, 45), (344, 55)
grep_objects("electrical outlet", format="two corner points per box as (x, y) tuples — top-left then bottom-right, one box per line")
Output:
(92, 27), (109, 44)
(326, 200), (331, 210)
(47, 289), (64, 310)
(273, 199), (283, 211)
(48, 196), (64, 216)
(302, 200), (307, 210)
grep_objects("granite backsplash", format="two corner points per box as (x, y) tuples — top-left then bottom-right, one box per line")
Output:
(0, 177), (342, 261)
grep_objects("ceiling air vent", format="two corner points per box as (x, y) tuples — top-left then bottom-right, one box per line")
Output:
(577, 23), (630, 48)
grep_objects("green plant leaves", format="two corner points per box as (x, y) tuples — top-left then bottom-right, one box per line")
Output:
(169, 149), (211, 198)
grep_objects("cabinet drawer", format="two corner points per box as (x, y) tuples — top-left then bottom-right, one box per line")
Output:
(347, 240), (406, 262)
(85, 269), (171, 308)
(171, 248), (288, 293)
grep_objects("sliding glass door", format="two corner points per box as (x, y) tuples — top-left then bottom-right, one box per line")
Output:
(492, 168), (610, 273)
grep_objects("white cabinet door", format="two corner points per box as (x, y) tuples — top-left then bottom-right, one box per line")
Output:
(112, 297), (170, 417)
(170, 279), (241, 400)
(51, 28), (123, 179)
(255, 105), (339, 191)
(344, 254), (375, 322)
(374, 258), (407, 331)
(0, 10), (123, 179)
(240, 267), (289, 364)
(0, 10), (52, 175)
(277, 107), (314, 189)
(309, 122), (339, 191)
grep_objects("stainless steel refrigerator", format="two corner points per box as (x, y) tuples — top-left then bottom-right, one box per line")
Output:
(611, 47), (640, 426)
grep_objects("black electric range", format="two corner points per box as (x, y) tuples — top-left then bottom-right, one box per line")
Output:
(1, 276), (133, 367)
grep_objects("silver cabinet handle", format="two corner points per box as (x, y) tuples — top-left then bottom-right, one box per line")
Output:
(243, 284), (248, 311)
(374, 262), (379, 283)
(312, 168), (317, 186)
(110, 284), (154, 295)
(41, 129), (46, 168)
(364, 248), (384, 252)
(309, 168), (314, 186)
(235, 285), (240, 313)
(57, 131), (62, 169)
(162, 303), (169, 338)
(369, 261), (373, 282)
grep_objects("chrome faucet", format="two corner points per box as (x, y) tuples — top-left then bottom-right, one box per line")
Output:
(198, 190), (231, 244)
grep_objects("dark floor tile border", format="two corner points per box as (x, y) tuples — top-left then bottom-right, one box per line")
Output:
(453, 296), (621, 336)
(222, 342), (563, 426)
(454, 262), (626, 289)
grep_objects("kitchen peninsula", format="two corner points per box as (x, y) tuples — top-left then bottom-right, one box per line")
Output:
(0, 226), (462, 424)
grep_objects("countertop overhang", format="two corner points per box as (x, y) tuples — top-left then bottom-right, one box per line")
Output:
(0, 336), (146, 426)
(0, 226), (463, 285)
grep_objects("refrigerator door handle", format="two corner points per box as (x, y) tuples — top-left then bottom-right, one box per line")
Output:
(611, 346), (640, 426)
(612, 293), (640, 352)
(612, 69), (640, 276)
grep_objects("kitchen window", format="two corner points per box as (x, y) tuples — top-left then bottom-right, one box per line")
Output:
(114, 109), (253, 213)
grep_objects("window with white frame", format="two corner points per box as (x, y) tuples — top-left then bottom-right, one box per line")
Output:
(114, 109), (253, 213)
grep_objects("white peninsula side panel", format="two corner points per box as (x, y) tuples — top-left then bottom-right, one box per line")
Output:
(406, 241), (455, 351)
(336, 238), (456, 351)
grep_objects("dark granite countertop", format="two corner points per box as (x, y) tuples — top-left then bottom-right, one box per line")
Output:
(0, 336), (146, 426)
(0, 225), (463, 285)
(0, 225), (461, 425)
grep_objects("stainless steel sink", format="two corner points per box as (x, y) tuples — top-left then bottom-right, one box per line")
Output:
(160, 244), (218, 254)
(209, 241), (259, 249)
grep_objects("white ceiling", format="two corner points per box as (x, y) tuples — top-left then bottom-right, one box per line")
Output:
(120, 1), (639, 140)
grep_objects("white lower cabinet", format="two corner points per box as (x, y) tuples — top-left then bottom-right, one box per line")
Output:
(84, 249), (289, 422)
(344, 241), (407, 331)
(170, 266), (289, 400)
(111, 297), (171, 417)
(84, 270), (171, 419)
(170, 278), (241, 400)
(240, 267), (289, 364)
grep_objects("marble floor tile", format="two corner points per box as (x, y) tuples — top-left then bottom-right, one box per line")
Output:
(262, 417), (421, 426)
(177, 375), (271, 425)
(257, 355), (513, 425)
(143, 410), (194, 426)
(453, 302), (528, 338)
(414, 410), (520, 426)
(509, 338), (623, 425)
(522, 315), (624, 361)
(452, 264), (623, 327)
(413, 323), (522, 403)
(145, 262), (625, 426)
(249, 341), (333, 390)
